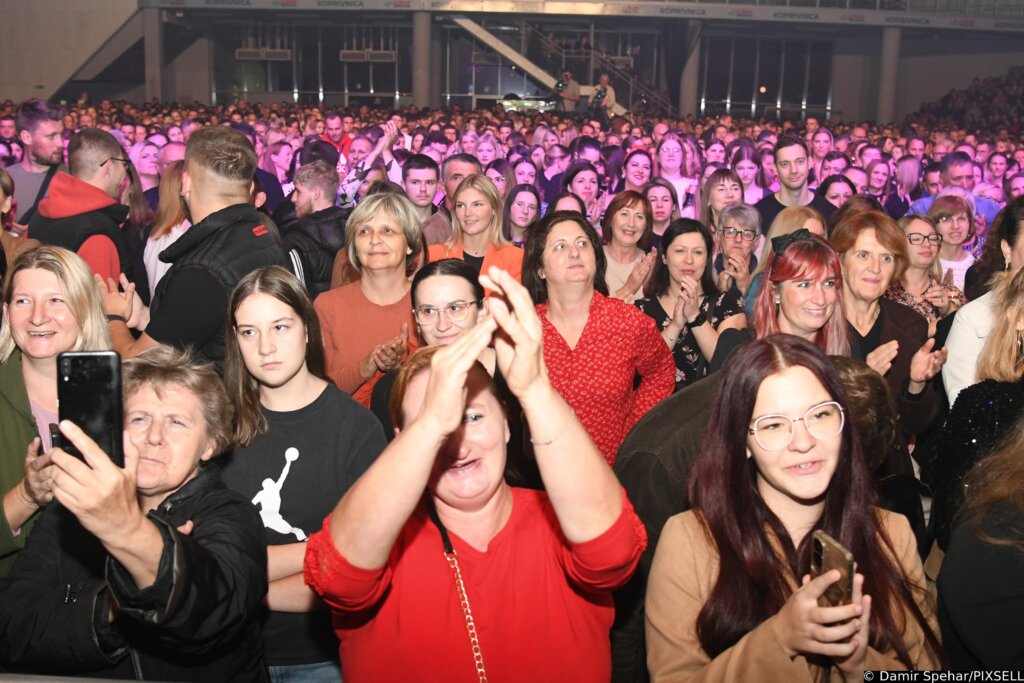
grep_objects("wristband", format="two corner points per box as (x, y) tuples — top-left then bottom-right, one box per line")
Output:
(686, 310), (708, 329)
(106, 314), (128, 324)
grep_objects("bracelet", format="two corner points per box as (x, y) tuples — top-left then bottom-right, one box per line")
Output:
(106, 314), (127, 324)
(529, 411), (576, 447)
(686, 310), (708, 329)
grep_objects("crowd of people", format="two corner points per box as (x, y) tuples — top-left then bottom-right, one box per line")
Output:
(0, 85), (1023, 681)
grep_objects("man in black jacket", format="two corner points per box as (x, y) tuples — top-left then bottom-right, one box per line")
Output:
(283, 160), (347, 297)
(101, 126), (288, 372)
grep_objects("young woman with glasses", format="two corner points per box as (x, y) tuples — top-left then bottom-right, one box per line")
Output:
(884, 216), (965, 337)
(645, 335), (943, 680)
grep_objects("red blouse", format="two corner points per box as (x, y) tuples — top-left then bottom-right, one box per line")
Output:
(304, 487), (646, 683)
(537, 291), (675, 464)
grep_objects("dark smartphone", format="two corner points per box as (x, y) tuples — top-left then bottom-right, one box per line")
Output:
(57, 351), (123, 467)
(810, 529), (854, 608)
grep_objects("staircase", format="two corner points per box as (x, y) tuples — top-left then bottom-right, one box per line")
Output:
(450, 16), (636, 118)
(521, 23), (675, 118)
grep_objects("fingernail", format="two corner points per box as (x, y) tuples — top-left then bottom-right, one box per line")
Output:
(855, 605), (863, 615)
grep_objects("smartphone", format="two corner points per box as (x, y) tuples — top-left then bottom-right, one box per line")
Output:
(57, 351), (123, 467)
(810, 529), (854, 608)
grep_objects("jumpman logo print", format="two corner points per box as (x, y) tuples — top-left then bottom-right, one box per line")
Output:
(252, 447), (306, 541)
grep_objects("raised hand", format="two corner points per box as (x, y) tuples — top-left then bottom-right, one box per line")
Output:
(479, 267), (547, 399)
(94, 274), (134, 320)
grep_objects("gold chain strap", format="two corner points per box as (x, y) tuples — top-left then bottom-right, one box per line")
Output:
(443, 549), (488, 682)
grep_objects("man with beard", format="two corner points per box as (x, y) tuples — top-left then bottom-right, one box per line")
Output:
(8, 99), (65, 227)
(99, 126), (288, 372)
(753, 135), (833, 230)
(26, 128), (132, 282)
(283, 160), (347, 297)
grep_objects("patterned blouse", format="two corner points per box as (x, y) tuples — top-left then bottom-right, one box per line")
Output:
(883, 279), (966, 324)
(634, 289), (745, 392)
(537, 291), (675, 465)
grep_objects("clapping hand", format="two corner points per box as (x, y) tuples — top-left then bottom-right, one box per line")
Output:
(479, 267), (547, 400)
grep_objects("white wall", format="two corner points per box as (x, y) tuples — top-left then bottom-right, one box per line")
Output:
(0, 0), (139, 102)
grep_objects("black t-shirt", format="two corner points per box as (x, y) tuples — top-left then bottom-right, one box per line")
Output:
(754, 192), (834, 234)
(848, 309), (884, 361)
(218, 384), (386, 665)
(463, 252), (485, 273)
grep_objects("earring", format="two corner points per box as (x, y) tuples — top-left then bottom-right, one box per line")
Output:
(774, 296), (781, 305)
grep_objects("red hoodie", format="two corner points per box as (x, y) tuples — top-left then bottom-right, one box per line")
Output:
(31, 171), (122, 280)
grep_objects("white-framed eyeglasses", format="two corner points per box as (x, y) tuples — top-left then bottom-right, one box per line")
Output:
(413, 300), (481, 326)
(748, 401), (845, 451)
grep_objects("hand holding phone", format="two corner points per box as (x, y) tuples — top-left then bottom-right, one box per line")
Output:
(810, 529), (854, 608)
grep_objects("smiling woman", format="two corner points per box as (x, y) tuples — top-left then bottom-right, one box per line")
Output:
(0, 246), (111, 577)
(645, 335), (943, 680)
(427, 174), (523, 291)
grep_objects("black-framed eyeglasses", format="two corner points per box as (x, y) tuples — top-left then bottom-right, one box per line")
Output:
(719, 226), (757, 242)
(748, 401), (845, 452)
(413, 300), (481, 326)
(906, 233), (943, 246)
(101, 157), (131, 172)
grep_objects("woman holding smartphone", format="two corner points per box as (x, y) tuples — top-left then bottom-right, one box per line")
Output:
(0, 246), (111, 577)
(645, 335), (942, 680)
(221, 266), (386, 682)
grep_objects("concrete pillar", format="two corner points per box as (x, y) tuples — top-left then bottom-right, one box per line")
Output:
(412, 12), (431, 108)
(429, 23), (443, 109)
(679, 26), (700, 118)
(143, 7), (163, 102)
(876, 27), (900, 124)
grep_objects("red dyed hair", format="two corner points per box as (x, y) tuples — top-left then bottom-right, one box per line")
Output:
(752, 234), (850, 355)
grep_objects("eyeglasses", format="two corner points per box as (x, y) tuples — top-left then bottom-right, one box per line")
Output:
(906, 232), (943, 246)
(748, 401), (845, 452)
(101, 157), (131, 171)
(719, 226), (758, 242)
(413, 300), (481, 326)
(937, 215), (970, 226)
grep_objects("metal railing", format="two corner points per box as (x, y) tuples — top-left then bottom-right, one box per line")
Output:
(521, 23), (677, 117)
(660, 0), (1023, 17)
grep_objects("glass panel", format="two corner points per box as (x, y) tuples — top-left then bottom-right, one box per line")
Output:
(782, 40), (807, 110)
(732, 39), (757, 116)
(807, 42), (833, 108)
(756, 39), (782, 115)
(704, 37), (731, 108)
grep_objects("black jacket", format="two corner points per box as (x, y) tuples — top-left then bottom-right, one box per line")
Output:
(0, 467), (270, 681)
(283, 205), (349, 297)
(151, 203), (288, 370)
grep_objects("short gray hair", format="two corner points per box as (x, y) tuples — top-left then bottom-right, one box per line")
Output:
(345, 193), (423, 275)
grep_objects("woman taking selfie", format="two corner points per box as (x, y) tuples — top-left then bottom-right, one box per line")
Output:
(221, 266), (386, 682)
(645, 335), (943, 680)
(305, 268), (645, 682)
(0, 246), (111, 577)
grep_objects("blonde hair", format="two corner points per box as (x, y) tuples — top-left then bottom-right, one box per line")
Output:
(976, 267), (1024, 383)
(897, 214), (942, 281)
(449, 174), (508, 250)
(0, 246), (111, 362)
(150, 160), (187, 240)
(344, 192), (423, 275)
(753, 205), (826, 279)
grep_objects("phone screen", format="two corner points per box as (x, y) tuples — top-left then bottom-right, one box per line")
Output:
(57, 351), (124, 467)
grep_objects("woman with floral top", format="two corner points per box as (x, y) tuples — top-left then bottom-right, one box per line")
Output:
(884, 215), (964, 337)
(634, 219), (746, 391)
